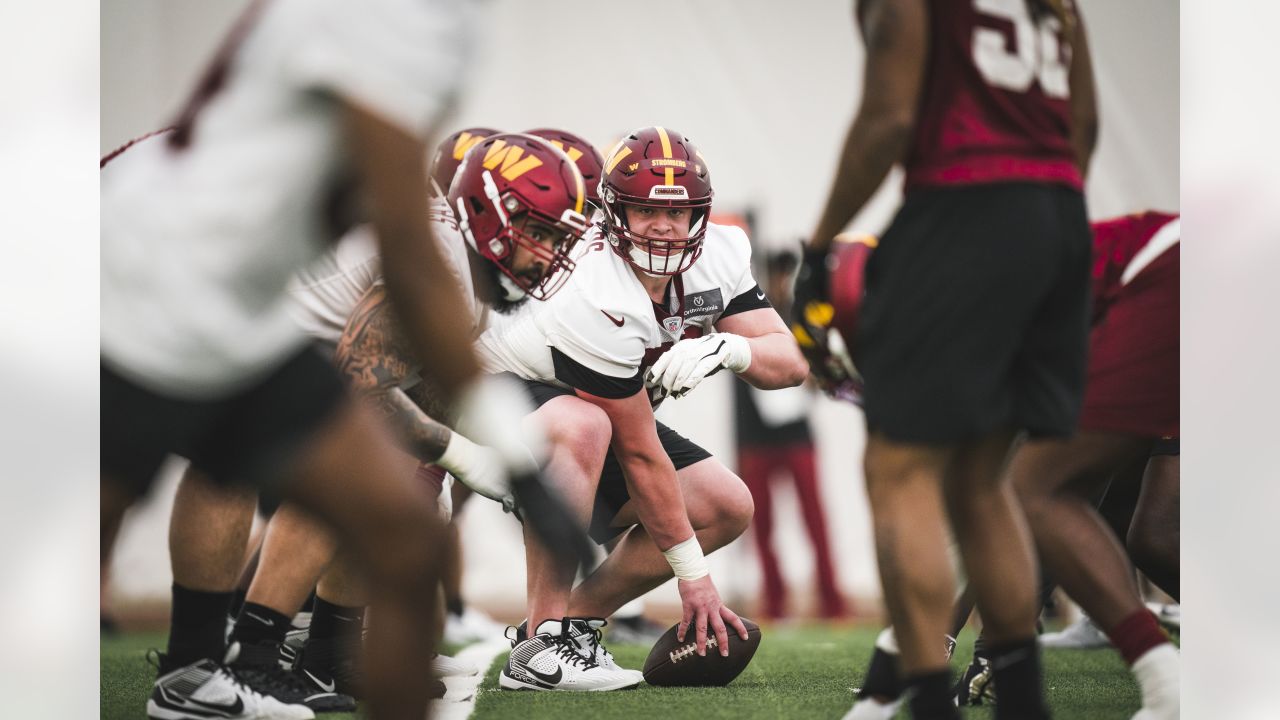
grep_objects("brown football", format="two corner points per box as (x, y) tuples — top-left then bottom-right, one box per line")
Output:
(641, 618), (762, 687)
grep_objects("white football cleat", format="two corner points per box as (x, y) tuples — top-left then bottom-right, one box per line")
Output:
(499, 619), (641, 691)
(562, 618), (645, 684)
(444, 607), (507, 644)
(147, 658), (314, 720)
(1131, 643), (1180, 720)
(842, 696), (902, 720)
(431, 652), (479, 677)
(1039, 614), (1110, 649)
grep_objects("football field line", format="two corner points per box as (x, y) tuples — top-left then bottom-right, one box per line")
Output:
(430, 637), (509, 720)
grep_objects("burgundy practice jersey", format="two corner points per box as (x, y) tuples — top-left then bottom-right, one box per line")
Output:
(901, 0), (1082, 192)
(1089, 211), (1180, 321)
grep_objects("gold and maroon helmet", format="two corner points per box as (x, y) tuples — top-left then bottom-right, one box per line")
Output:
(429, 127), (501, 198)
(448, 133), (590, 301)
(522, 128), (605, 211)
(598, 126), (713, 276)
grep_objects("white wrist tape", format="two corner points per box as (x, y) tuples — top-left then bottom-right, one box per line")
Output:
(436, 431), (476, 475)
(663, 536), (710, 582)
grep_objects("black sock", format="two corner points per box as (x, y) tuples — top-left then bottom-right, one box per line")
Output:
(973, 629), (988, 660)
(166, 584), (233, 669)
(302, 589), (317, 613)
(988, 637), (1050, 720)
(231, 602), (291, 647)
(228, 588), (247, 618)
(857, 646), (903, 701)
(445, 596), (465, 617)
(310, 596), (365, 642)
(906, 670), (959, 719)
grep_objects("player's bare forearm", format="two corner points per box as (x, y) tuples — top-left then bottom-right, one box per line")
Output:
(376, 389), (454, 463)
(716, 308), (809, 389)
(739, 331), (810, 389)
(342, 100), (480, 404)
(809, 0), (928, 253)
(1067, 7), (1099, 178)
(618, 450), (697, 550)
(576, 388), (696, 549)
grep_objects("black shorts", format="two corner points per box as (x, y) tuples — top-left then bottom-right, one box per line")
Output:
(855, 182), (1092, 442)
(521, 379), (712, 544)
(101, 347), (347, 498)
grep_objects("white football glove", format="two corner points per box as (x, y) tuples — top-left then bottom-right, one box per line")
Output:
(644, 332), (752, 400)
(436, 432), (513, 508)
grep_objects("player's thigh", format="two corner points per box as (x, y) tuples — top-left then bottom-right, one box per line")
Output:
(1009, 432), (1150, 503)
(1129, 453), (1179, 550)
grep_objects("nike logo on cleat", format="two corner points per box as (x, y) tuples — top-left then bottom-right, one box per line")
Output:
(526, 665), (563, 685)
(154, 688), (245, 717)
(304, 669), (336, 693)
(601, 310), (624, 326)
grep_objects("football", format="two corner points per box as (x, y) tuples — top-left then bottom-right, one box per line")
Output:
(642, 618), (762, 687)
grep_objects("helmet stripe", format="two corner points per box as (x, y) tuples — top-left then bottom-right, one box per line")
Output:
(571, 163), (585, 215)
(604, 145), (633, 174)
(654, 126), (674, 185)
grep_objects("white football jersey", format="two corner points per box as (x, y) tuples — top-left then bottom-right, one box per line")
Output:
(101, 0), (474, 398)
(287, 197), (482, 351)
(478, 222), (770, 403)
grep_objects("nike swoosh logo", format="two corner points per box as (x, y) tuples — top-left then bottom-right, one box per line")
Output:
(244, 611), (275, 627)
(757, 290), (766, 300)
(155, 688), (245, 717)
(305, 669), (337, 693)
(601, 310), (624, 327)
(527, 664), (563, 685)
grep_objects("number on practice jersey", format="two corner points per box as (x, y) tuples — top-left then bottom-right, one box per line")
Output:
(972, 0), (1070, 99)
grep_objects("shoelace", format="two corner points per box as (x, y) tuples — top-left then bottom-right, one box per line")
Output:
(553, 637), (596, 669)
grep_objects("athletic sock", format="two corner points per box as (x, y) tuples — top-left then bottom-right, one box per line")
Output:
(166, 583), (234, 670)
(231, 602), (291, 648)
(857, 646), (903, 701)
(1107, 608), (1169, 666)
(228, 588), (247, 618)
(310, 596), (366, 642)
(1131, 643), (1180, 715)
(987, 637), (1050, 720)
(905, 670), (958, 719)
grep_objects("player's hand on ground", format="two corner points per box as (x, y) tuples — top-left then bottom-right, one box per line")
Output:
(677, 575), (750, 657)
(644, 333), (751, 400)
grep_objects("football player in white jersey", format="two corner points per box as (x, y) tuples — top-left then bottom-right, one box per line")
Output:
(97, 1), (553, 718)
(479, 127), (809, 691)
(215, 132), (591, 702)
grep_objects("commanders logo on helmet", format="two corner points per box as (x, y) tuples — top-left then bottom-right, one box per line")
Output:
(523, 128), (606, 212)
(429, 127), (501, 198)
(598, 126), (713, 276)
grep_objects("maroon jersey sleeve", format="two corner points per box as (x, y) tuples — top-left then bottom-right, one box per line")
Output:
(903, 0), (1081, 191)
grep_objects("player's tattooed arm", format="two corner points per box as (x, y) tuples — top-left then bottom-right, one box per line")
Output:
(334, 285), (453, 462)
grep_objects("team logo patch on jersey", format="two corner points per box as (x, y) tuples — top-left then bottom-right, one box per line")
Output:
(683, 288), (723, 319)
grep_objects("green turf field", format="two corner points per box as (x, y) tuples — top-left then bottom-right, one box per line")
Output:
(102, 625), (1142, 719)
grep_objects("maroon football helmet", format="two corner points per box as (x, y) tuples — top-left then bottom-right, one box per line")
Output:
(522, 128), (605, 210)
(598, 126), (713, 276)
(429, 127), (501, 198)
(448, 133), (590, 300)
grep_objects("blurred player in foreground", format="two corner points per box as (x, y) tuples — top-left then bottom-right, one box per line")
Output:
(220, 131), (592, 705)
(99, 1), (576, 718)
(479, 126), (808, 691)
(794, 1), (1098, 718)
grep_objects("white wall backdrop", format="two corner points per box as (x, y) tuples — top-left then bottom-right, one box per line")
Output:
(104, 0), (1179, 614)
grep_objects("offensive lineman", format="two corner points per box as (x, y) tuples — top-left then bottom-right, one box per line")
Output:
(479, 126), (809, 690)
(216, 132), (592, 704)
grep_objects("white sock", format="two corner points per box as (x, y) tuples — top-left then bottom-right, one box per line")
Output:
(1131, 643), (1180, 718)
